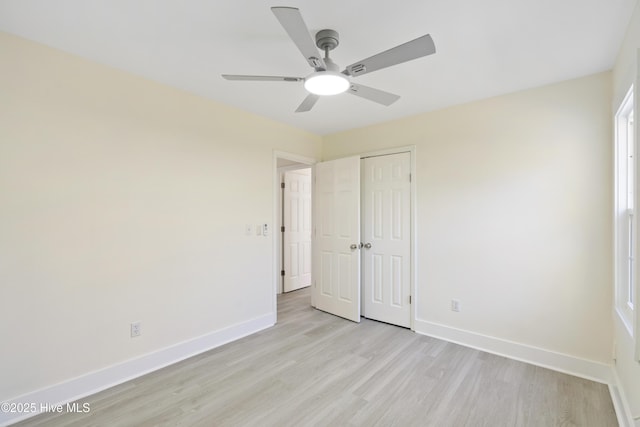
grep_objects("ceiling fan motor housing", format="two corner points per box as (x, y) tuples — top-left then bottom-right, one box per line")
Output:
(322, 58), (340, 72)
(304, 29), (349, 97)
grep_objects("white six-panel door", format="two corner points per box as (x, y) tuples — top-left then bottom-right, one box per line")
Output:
(313, 157), (361, 322)
(361, 152), (411, 328)
(283, 169), (312, 292)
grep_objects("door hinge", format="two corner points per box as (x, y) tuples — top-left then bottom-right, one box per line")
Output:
(281, 270), (285, 276)
(409, 173), (412, 183)
(409, 295), (412, 304)
(281, 226), (285, 232)
(281, 182), (285, 188)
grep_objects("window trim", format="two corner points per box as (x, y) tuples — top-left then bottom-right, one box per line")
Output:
(615, 85), (636, 337)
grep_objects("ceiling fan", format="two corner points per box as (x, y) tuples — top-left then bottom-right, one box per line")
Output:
(222, 7), (436, 113)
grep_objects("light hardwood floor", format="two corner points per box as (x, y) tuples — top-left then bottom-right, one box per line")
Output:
(15, 287), (617, 426)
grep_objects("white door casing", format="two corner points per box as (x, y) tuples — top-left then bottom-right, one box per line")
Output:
(361, 152), (412, 327)
(313, 156), (361, 322)
(283, 169), (312, 292)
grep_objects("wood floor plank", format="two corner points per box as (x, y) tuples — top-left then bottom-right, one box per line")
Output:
(14, 287), (618, 426)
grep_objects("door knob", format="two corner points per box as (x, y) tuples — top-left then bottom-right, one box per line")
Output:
(364, 243), (372, 249)
(350, 244), (359, 250)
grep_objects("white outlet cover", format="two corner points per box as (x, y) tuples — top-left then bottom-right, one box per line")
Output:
(130, 322), (141, 337)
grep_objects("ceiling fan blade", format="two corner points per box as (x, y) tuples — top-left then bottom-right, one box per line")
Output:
(222, 74), (303, 82)
(347, 84), (400, 106)
(271, 7), (326, 70)
(295, 94), (320, 113)
(343, 34), (436, 77)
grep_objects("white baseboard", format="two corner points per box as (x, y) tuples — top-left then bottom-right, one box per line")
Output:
(414, 319), (613, 384)
(0, 314), (273, 427)
(610, 367), (637, 427)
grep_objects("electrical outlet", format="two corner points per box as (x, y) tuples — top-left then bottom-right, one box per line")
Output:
(451, 299), (461, 312)
(130, 321), (141, 338)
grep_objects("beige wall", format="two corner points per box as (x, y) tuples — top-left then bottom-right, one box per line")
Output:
(612, 0), (640, 421)
(0, 31), (322, 401)
(323, 72), (613, 364)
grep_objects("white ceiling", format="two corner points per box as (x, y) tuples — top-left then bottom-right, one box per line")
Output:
(0, 0), (637, 135)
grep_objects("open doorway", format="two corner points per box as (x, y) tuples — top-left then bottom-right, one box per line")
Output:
(272, 152), (316, 322)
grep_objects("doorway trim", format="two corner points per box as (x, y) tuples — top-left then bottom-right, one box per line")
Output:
(272, 151), (316, 324)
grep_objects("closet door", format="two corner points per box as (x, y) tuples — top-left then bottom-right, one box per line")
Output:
(361, 152), (411, 328)
(313, 156), (361, 322)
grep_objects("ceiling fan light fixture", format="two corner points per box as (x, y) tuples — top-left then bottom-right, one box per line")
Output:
(304, 71), (350, 96)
